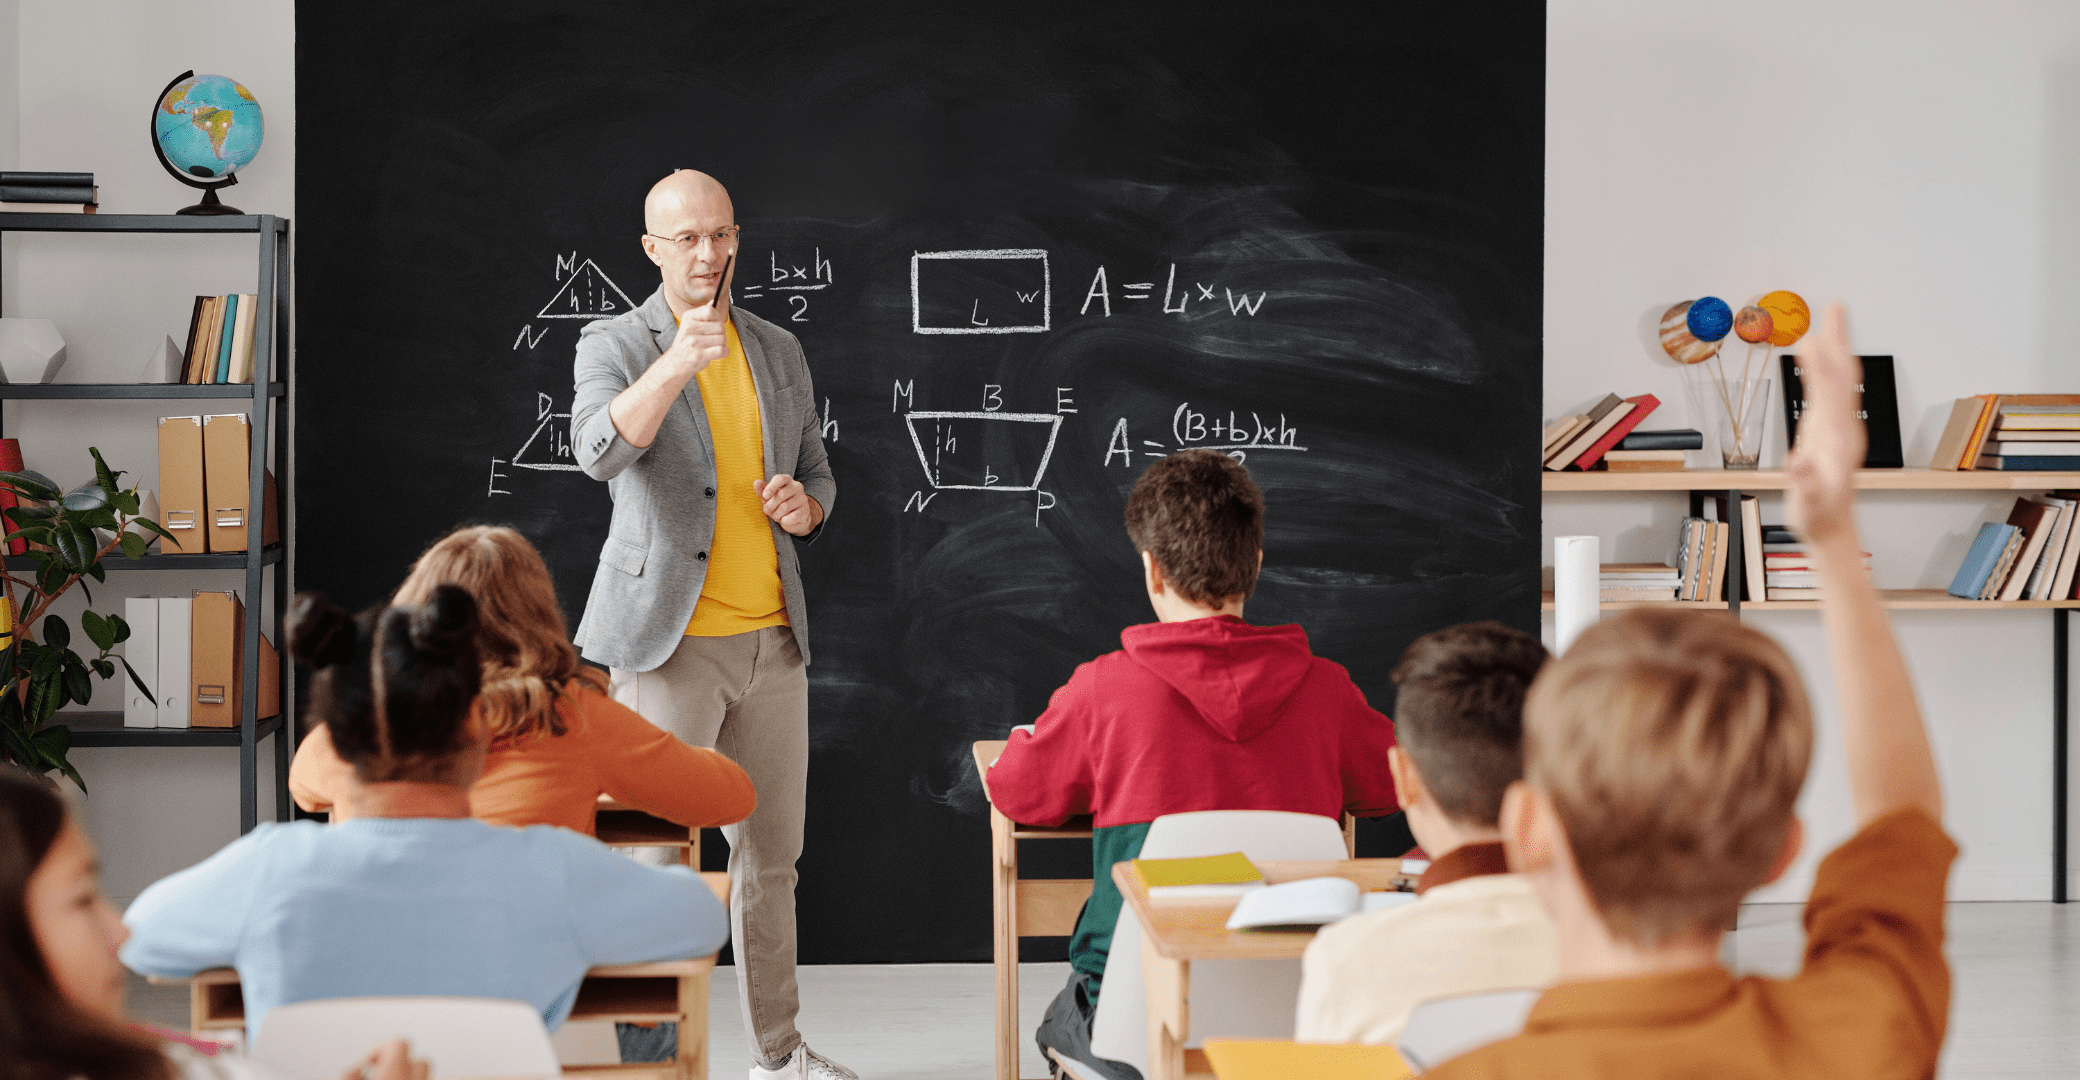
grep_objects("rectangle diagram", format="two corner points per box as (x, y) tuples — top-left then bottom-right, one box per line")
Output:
(911, 249), (1050, 335)
(904, 411), (1063, 491)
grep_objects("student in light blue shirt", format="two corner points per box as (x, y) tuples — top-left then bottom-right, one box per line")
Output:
(120, 585), (729, 1042)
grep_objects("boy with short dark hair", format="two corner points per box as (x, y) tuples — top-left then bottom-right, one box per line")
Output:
(986, 449), (1400, 1080)
(1295, 620), (1556, 1045)
(1433, 305), (1954, 1078)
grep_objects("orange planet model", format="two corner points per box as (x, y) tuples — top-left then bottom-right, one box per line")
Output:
(1758, 290), (1809, 346)
(1734, 305), (1774, 344)
(1659, 300), (1720, 364)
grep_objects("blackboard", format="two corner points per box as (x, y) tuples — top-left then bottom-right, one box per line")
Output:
(297, 0), (1545, 964)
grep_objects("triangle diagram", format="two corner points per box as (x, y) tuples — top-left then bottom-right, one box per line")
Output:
(511, 392), (580, 471)
(539, 259), (637, 319)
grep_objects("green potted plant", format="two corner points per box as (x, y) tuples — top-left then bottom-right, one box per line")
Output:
(0, 448), (172, 789)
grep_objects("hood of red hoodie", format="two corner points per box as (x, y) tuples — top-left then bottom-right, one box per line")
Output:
(1119, 615), (1316, 742)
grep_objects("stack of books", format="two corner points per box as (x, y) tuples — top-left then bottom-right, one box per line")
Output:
(177, 295), (263, 384)
(1928, 395), (2080, 470)
(1600, 563), (1681, 601)
(1603, 428), (1701, 472)
(1542, 393), (1661, 471)
(1762, 525), (1873, 601)
(0, 171), (97, 213)
(1946, 494), (2080, 600)
(1674, 517), (1732, 601)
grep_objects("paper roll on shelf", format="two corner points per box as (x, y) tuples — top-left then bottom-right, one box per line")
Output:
(1554, 535), (1600, 654)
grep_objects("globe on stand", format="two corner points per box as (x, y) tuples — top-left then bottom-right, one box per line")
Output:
(151, 70), (265, 215)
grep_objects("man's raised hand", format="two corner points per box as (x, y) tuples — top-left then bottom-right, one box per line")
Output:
(665, 300), (730, 375)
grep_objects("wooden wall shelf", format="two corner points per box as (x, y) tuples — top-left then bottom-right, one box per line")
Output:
(1543, 468), (2080, 492)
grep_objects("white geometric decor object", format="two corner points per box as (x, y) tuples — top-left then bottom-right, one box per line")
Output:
(145, 334), (183, 383)
(0, 318), (67, 384)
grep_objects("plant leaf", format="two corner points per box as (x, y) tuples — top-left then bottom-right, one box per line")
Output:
(119, 532), (147, 560)
(89, 447), (120, 494)
(81, 610), (112, 652)
(27, 676), (60, 724)
(60, 483), (110, 513)
(118, 654), (153, 702)
(131, 518), (176, 543)
(112, 489), (140, 517)
(54, 528), (95, 569)
(0, 470), (61, 503)
(108, 613), (130, 645)
(40, 616), (67, 651)
(91, 658), (112, 679)
(32, 725), (82, 794)
(63, 664), (90, 706)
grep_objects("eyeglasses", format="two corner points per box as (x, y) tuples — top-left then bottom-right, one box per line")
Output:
(646, 225), (741, 252)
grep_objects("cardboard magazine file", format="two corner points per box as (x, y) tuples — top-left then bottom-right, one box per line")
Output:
(157, 416), (207, 553)
(189, 590), (280, 728)
(201, 413), (280, 554)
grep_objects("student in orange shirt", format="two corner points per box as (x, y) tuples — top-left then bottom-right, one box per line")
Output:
(290, 525), (755, 836)
(1431, 305), (1953, 1078)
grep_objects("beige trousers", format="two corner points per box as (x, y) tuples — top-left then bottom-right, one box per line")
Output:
(610, 625), (807, 1064)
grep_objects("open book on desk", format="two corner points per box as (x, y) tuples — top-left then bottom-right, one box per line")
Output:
(1225, 875), (1418, 929)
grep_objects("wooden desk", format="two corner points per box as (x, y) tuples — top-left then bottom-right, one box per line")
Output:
(1113, 858), (1414, 1080)
(596, 796), (701, 866)
(151, 872), (731, 1080)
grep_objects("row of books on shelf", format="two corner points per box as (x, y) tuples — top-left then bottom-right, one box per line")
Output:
(1599, 497), (1871, 603)
(0, 171), (97, 213)
(1947, 494), (2080, 601)
(120, 592), (278, 729)
(1542, 391), (1703, 472)
(1928, 395), (2080, 470)
(170, 294), (266, 384)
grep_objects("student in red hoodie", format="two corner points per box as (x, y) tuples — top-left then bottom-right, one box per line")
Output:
(986, 448), (1400, 1080)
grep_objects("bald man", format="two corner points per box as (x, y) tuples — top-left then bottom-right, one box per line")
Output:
(571, 171), (845, 1080)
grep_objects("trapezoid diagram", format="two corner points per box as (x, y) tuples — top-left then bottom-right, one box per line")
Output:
(539, 259), (637, 319)
(903, 411), (1062, 491)
(910, 249), (1050, 334)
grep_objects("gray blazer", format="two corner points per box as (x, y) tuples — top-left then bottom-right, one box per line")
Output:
(570, 288), (836, 672)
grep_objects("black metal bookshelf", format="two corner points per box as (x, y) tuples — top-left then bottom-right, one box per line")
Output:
(0, 214), (291, 831)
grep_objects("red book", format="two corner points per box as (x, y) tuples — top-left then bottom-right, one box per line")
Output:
(0, 439), (23, 556)
(1569, 394), (1660, 471)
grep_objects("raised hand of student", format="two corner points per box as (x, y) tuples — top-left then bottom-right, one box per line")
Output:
(1783, 302), (1866, 549)
(341, 1039), (428, 1080)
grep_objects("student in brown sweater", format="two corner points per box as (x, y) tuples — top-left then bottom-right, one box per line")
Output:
(291, 525), (755, 836)
(1433, 304), (1953, 1078)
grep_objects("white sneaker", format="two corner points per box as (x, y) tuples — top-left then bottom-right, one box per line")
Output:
(749, 1045), (858, 1080)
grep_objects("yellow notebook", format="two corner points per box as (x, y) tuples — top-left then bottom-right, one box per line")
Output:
(1203, 1039), (1412, 1080)
(1133, 851), (1262, 888)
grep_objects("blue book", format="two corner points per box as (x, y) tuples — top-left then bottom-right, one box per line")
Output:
(215, 294), (237, 383)
(1948, 522), (2019, 598)
(1988, 456), (2080, 471)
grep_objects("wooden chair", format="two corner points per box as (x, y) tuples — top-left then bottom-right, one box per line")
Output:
(973, 740), (1361, 1080)
(152, 871), (731, 1080)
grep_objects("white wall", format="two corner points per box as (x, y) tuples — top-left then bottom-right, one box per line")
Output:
(4, 0), (293, 903)
(1545, 0), (2080, 900)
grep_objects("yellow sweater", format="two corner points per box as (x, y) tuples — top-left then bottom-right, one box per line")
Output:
(686, 320), (788, 636)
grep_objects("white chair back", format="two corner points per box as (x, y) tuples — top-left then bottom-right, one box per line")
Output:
(251, 996), (562, 1080)
(1088, 810), (1350, 1072)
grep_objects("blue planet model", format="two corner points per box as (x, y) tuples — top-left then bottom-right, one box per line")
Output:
(1686, 296), (1734, 342)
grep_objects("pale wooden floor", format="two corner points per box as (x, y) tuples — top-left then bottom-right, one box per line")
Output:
(127, 901), (2080, 1079)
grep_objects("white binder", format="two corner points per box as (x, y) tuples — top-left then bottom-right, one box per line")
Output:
(122, 597), (159, 727)
(156, 596), (192, 729)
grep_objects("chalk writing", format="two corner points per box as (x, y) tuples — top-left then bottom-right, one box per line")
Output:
(734, 247), (833, 322)
(1105, 404), (1307, 466)
(911, 249), (1051, 334)
(903, 410), (1064, 491)
(487, 393), (580, 496)
(1080, 262), (1264, 319)
(538, 257), (635, 320)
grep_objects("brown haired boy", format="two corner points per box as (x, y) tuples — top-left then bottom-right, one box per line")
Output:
(986, 449), (1400, 1080)
(1433, 305), (1953, 1078)
(1295, 621), (1556, 1045)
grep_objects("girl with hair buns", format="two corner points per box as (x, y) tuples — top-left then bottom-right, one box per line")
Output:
(0, 767), (426, 1080)
(289, 525), (754, 835)
(120, 587), (728, 1042)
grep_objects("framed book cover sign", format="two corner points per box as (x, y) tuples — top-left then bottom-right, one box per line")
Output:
(1782, 354), (1904, 468)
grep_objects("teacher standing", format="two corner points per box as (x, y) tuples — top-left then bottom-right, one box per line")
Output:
(571, 170), (844, 1080)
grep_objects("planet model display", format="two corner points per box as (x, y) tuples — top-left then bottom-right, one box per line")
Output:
(1659, 300), (1720, 364)
(1686, 296), (1734, 342)
(1758, 290), (1810, 346)
(1734, 305), (1775, 344)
